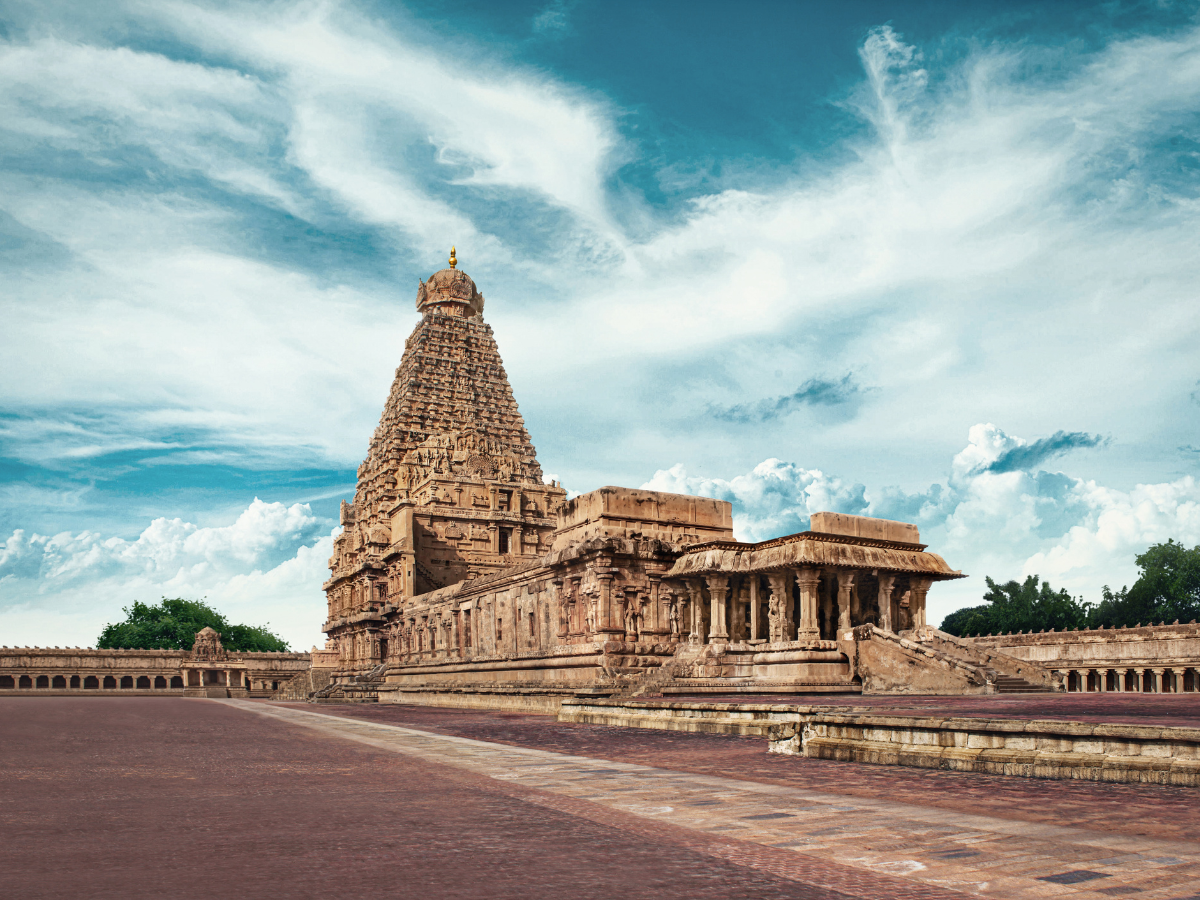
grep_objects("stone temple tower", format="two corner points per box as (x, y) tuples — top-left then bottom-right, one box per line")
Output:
(323, 250), (567, 668)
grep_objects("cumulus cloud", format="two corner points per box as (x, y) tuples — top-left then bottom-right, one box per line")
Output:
(643, 459), (867, 542)
(646, 423), (1200, 625)
(0, 499), (332, 649)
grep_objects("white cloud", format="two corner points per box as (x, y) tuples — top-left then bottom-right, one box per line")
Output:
(1, 4), (1199, 646)
(1025, 477), (1200, 586)
(643, 459), (866, 542)
(647, 423), (1200, 625)
(0, 499), (332, 649)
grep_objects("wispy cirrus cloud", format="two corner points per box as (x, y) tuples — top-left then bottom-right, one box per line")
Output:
(708, 374), (867, 424)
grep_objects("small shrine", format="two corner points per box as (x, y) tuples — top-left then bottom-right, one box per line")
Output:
(181, 627), (250, 698)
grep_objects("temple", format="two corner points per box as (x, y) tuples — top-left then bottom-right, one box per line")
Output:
(318, 253), (1085, 705)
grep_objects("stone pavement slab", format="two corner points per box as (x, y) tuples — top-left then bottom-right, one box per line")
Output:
(250, 700), (1200, 899)
(289, 701), (1200, 841)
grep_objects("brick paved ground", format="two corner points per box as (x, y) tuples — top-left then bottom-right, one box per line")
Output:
(294, 702), (1200, 842)
(664, 693), (1200, 728)
(0, 697), (960, 900)
(249, 701), (1200, 899)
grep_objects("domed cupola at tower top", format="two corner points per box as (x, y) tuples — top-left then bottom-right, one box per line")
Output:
(416, 247), (484, 317)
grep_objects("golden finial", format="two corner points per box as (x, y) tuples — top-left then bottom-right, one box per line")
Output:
(449, 246), (457, 269)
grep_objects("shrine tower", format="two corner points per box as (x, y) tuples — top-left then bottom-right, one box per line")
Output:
(323, 251), (566, 669)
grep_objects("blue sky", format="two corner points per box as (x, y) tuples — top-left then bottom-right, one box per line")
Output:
(2, 0), (1199, 649)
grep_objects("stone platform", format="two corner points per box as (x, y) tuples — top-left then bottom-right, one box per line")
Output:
(557, 694), (1200, 786)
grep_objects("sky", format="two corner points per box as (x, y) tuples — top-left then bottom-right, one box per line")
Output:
(1, 0), (1199, 651)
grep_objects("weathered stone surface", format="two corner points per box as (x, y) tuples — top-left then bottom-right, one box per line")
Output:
(557, 697), (1200, 785)
(320, 257), (1099, 701)
(965, 623), (1200, 694)
(0, 630), (314, 697)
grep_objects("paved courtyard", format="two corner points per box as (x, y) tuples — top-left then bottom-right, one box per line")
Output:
(3, 698), (1199, 899)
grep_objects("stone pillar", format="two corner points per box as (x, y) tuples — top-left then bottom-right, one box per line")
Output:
(597, 563), (617, 634)
(1117, 668), (1128, 692)
(749, 576), (760, 641)
(730, 580), (747, 642)
(909, 578), (932, 630)
(876, 573), (897, 633)
(821, 573), (836, 640)
(836, 571), (856, 634)
(1150, 668), (1163, 693)
(687, 579), (704, 645)
(1100, 669), (1110, 692)
(705, 575), (730, 642)
(795, 567), (821, 640)
(648, 576), (662, 634)
(513, 525), (524, 556)
(552, 578), (567, 640)
(766, 572), (791, 643)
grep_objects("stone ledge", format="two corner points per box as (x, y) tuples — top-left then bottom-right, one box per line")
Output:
(557, 698), (1200, 786)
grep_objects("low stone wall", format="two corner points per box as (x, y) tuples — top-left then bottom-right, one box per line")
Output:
(0, 646), (310, 697)
(558, 698), (1200, 786)
(770, 714), (1200, 787)
(965, 623), (1200, 693)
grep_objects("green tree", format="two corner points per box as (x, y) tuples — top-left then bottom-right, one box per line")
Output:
(1087, 540), (1200, 628)
(96, 597), (289, 652)
(939, 575), (1090, 636)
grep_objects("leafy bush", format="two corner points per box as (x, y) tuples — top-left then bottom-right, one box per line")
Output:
(939, 575), (1089, 636)
(940, 540), (1200, 636)
(1088, 540), (1200, 628)
(97, 597), (288, 651)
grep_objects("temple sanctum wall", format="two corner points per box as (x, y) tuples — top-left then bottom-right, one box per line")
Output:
(315, 253), (1079, 703)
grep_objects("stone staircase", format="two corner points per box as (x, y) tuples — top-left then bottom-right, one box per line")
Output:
(852, 625), (1060, 694)
(271, 667), (333, 702)
(990, 674), (1050, 693)
(312, 662), (387, 703)
(922, 629), (1060, 693)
